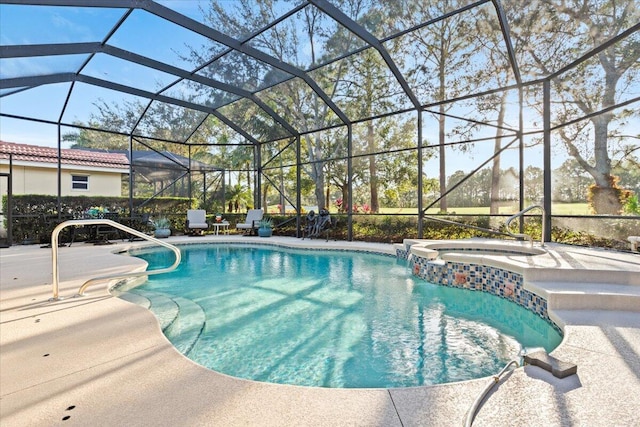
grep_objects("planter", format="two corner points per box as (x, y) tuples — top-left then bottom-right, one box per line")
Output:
(258, 227), (272, 237)
(154, 228), (171, 238)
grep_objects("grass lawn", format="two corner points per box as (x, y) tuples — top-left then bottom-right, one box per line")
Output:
(267, 203), (591, 215)
(379, 203), (590, 216)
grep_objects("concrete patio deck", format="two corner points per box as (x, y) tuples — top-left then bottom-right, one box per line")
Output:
(1, 236), (639, 426)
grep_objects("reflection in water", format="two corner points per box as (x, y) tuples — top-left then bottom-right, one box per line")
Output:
(132, 244), (562, 388)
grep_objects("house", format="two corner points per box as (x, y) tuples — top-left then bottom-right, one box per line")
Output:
(0, 141), (129, 197)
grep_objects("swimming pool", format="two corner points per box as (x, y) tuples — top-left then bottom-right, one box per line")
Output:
(122, 243), (562, 388)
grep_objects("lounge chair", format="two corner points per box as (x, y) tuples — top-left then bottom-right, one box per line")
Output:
(236, 209), (263, 235)
(186, 209), (209, 236)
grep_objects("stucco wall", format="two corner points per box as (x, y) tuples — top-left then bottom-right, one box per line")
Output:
(0, 164), (124, 197)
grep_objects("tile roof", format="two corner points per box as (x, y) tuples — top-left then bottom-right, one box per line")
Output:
(0, 141), (129, 170)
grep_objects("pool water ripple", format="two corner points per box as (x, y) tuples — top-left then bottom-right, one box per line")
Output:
(126, 244), (561, 388)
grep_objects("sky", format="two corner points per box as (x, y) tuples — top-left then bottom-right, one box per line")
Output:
(1, 1), (637, 176)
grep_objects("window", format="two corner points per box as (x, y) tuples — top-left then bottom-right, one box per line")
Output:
(71, 175), (89, 191)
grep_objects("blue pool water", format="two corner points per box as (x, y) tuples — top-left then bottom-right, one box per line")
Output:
(127, 244), (562, 388)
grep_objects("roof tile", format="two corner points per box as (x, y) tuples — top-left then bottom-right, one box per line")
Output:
(0, 141), (129, 170)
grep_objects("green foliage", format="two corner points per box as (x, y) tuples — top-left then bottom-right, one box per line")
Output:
(259, 218), (273, 229)
(623, 194), (640, 215)
(152, 217), (171, 230)
(6, 195), (190, 244)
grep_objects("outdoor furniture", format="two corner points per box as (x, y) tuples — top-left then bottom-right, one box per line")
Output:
(236, 209), (263, 235)
(95, 212), (125, 244)
(303, 209), (336, 242)
(186, 209), (209, 235)
(212, 221), (230, 235)
(302, 210), (317, 239)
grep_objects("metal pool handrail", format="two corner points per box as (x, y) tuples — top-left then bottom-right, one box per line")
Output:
(50, 219), (181, 301)
(505, 204), (546, 247)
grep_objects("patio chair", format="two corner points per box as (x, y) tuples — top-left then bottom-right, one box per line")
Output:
(236, 209), (263, 235)
(305, 208), (335, 241)
(302, 210), (317, 239)
(95, 212), (125, 245)
(186, 209), (209, 236)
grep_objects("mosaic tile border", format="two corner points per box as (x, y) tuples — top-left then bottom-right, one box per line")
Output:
(396, 248), (409, 259)
(410, 253), (562, 335)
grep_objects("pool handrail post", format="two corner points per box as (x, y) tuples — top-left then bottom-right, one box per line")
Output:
(49, 219), (181, 301)
(504, 204), (546, 248)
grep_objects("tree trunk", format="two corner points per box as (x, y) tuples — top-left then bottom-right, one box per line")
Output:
(325, 183), (330, 211)
(438, 103), (447, 213)
(341, 185), (348, 213)
(438, 47), (447, 213)
(312, 136), (326, 210)
(367, 121), (379, 213)
(490, 93), (507, 215)
(262, 184), (268, 213)
(590, 185), (622, 214)
(588, 109), (621, 213)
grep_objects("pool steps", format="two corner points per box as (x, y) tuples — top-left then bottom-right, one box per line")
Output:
(164, 296), (206, 355)
(118, 290), (206, 355)
(133, 290), (179, 331)
(118, 291), (151, 309)
(528, 281), (640, 325)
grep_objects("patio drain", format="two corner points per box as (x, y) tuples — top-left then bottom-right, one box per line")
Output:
(62, 405), (76, 421)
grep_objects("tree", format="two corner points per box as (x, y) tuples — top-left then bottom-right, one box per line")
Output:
(403, 0), (479, 212)
(510, 0), (640, 213)
(470, 8), (519, 215)
(524, 165), (544, 203)
(553, 159), (592, 203)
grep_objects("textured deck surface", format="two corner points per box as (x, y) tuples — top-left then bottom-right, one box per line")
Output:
(1, 236), (639, 426)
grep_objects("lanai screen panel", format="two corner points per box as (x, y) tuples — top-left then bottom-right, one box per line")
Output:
(299, 127), (349, 165)
(352, 150), (421, 213)
(0, 54), (88, 80)
(199, 0), (307, 41)
(62, 83), (150, 136)
(161, 79), (240, 111)
(188, 115), (251, 147)
(135, 100), (209, 143)
(0, 4), (126, 45)
(309, 47), (413, 122)
(1, 83), (71, 123)
(246, 3), (368, 70)
(217, 97), (294, 142)
(388, 2), (516, 108)
(80, 54), (179, 93)
(501, 0), (639, 81)
(108, 8), (228, 72)
(129, 137), (192, 199)
(255, 77), (343, 133)
(198, 50), (293, 93)
(261, 138), (299, 213)
(328, 0), (483, 40)
(261, 137), (298, 170)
